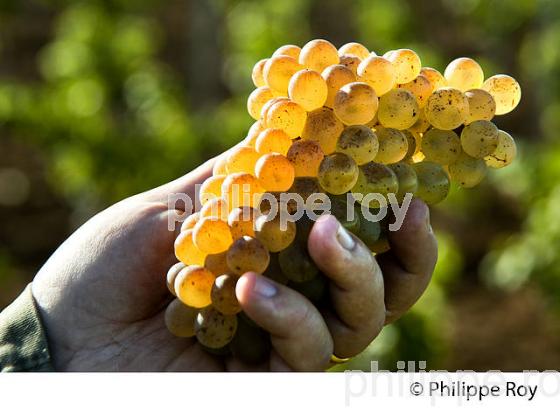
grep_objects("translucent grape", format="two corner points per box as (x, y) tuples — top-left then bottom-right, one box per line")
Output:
(255, 128), (292, 156)
(167, 262), (186, 296)
(339, 55), (361, 76)
(420, 67), (447, 90)
(299, 39), (339, 73)
(421, 128), (462, 165)
(165, 299), (198, 337)
(460, 120), (499, 158)
(255, 153), (295, 192)
(321, 64), (356, 108)
(245, 120), (266, 148)
(254, 214), (297, 252)
(199, 175), (226, 205)
(204, 251), (229, 276)
(260, 97), (288, 124)
(408, 109), (431, 133)
(288, 69), (328, 111)
(175, 265), (215, 308)
(444, 57), (484, 91)
(336, 125), (379, 165)
(287, 139), (325, 177)
(230, 316), (271, 364)
(226, 235), (270, 275)
(263, 55), (303, 95)
(212, 155), (228, 176)
(374, 127), (409, 164)
(181, 212), (200, 231)
(272, 44), (301, 60)
(265, 99), (307, 138)
(317, 152), (359, 195)
(465, 89), (496, 124)
(193, 217), (233, 254)
(385, 48), (421, 84)
(397, 74), (433, 107)
(227, 206), (257, 240)
(226, 146), (261, 175)
(200, 197), (229, 221)
(247, 86), (274, 120)
(357, 55), (396, 96)
(338, 42), (370, 59)
(388, 162), (418, 201)
(222, 172), (265, 209)
(484, 130), (517, 169)
(301, 106), (345, 154)
(352, 162), (399, 207)
(251, 58), (267, 88)
(334, 82), (379, 125)
(377, 88), (419, 130)
(448, 152), (487, 188)
(195, 307), (238, 349)
(412, 162), (450, 204)
(481, 74), (521, 115)
(175, 229), (206, 265)
(211, 274), (242, 315)
(278, 242), (320, 283)
(425, 87), (469, 130)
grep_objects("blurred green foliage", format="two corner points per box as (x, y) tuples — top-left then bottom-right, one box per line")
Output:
(1, 0), (560, 370)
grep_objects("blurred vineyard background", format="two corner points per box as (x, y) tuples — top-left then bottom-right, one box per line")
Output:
(1, 0), (560, 371)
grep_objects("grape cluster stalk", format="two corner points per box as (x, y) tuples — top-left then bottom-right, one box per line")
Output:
(165, 39), (521, 364)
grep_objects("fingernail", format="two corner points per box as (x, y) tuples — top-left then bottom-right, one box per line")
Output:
(425, 210), (433, 234)
(253, 275), (277, 298)
(336, 224), (355, 251)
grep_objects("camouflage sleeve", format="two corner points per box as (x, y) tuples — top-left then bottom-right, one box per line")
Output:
(0, 284), (54, 372)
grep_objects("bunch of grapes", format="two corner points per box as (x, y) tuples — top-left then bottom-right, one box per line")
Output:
(165, 39), (521, 363)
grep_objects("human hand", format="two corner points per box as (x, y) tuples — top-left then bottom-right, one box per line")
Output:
(31, 156), (437, 371)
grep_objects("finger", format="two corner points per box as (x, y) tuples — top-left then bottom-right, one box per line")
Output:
(236, 272), (333, 371)
(307, 215), (385, 358)
(377, 199), (437, 324)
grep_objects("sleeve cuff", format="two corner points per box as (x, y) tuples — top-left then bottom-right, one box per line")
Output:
(0, 284), (54, 372)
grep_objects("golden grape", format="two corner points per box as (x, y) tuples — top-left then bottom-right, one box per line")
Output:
(299, 39), (339, 73)
(272, 44), (301, 60)
(251, 59), (268, 88)
(265, 99), (307, 138)
(397, 74), (433, 107)
(425, 87), (469, 130)
(227, 235), (270, 275)
(211, 274), (242, 315)
(338, 42), (370, 59)
(465, 88), (496, 124)
(288, 69), (328, 111)
(255, 128), (292, 156)
(175, 265), (215, 308)
(167, 262), (186, 297)
(175, 229), (207, 265)
(255, 153), (295, 192)
(263, 55), (303, 95)
(385, 48), (421, 84)
(287, 139), (325, 177)
(484, 130), (517, 169)
(193, 217), (233, 254)
(226, 145), (262, 175)
(228, 206), (257, 240)
(420, 67), (448, 90)
(334, 82), (379, 125)
(444, 57), (484, 91)
(357, 55), (396, 96)
(321, 64), (356, 108)
(481, 74), (521, 115)
(377, 88), (419, 130)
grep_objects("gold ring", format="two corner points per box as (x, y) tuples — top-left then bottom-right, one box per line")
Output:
(330, 354), (352, 364)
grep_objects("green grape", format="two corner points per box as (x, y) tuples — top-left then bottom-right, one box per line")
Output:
(465, 89), (496, 124)
(388, 162), (418, 201)
(301, 107), (345, 154)
(374, 127), (409, 164)
(460, 120), (499, 158)
(413, 162), (450, 204)
(484, 130), (517, 169)
(425, 87), (469, 130)
(336, 125), (379, 165)
(355, 208), (381, 249)
(369, 229), (391, 254)
(211, 274), (242, 315)
(329, 195), (361, 234)
(421, 128), (462, 165)
(289, 274), (328, 306)
(317, 153), (359, 195)
(195, 307), (238, 349)
(165, 299), (198, 338)
(230, 316), (271, 365)
(352, 162), (399, 207)
(448, 152), (487, 188)
(226, 236), (270, 275)
(402, 130), (417, 161)
(481, 74), (521, 115)
(166, 262), (186, 297)
(377, 89), (419, 130)
(444, 57), (484, 91)
(263, 252), (289, 285)
(278, 242), (320, 283)
(255, 214), (297, 252)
